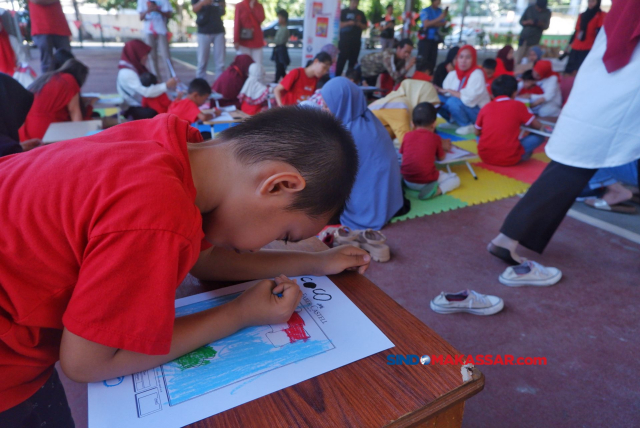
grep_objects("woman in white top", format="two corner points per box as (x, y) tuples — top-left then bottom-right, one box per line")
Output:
(116, 40), (177, 120)
(437, 45), (490, 135)
(519, 59), (562, 117)
(487, 2), (640, 284)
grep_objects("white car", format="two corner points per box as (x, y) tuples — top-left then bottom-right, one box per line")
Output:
(444, 27), (481, 47)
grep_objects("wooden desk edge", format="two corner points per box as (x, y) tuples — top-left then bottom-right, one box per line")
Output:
(384, 367), (485, 427)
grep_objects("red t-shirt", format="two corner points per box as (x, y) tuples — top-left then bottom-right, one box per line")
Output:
(19, 73), (80, 141)
(399, 128), (444, 184)
(475, 96), (535, 166)
(280, 68), (318, 105)
(412, 71), (432, 82)
(168, 98), (202, 123)
(571, 11), (606, 51)
(29, 0), (71, 37)
(0, 114), (207, 412)
(240, 100), (264, 115)
(143, 93), (172, 114)
(518, 85), (544, 96)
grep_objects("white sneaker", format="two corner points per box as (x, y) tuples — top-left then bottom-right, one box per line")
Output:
(455, 124), (476, 135)
(430, 290), (504, 316)
(499, 261), (562, 287)
(439, 121), (458, 130)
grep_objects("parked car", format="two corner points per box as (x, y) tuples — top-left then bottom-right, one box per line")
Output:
(444, 27), (481, 47)
(262, 18), (304, 47)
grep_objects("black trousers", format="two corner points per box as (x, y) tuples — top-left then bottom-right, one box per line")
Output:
(417, 39), (439, 75)
(123, 106), (158, 120)
(275, 62), (287, 83)
(336, 40), (361, 77)
(500, 161), (597, 254)
(0, 369), (75, 428)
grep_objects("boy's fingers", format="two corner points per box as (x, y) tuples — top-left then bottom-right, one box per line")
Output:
(272, 282), (285, 295)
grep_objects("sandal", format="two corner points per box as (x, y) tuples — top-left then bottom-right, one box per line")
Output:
(584, 198), (637, 214)
(487, 242), (521, 266)
(333, 227), (361, 248)
(356, 229), (390, 262)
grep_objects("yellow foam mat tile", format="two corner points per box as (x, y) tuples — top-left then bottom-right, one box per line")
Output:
(444, 163), (530, 206)
(453, 139), (479, 155)
(532, 152), (551, 163)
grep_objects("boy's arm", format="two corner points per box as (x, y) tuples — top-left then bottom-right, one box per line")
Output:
(190, 245), (371, 281)
(60, 276), (302, 382)
(197, 111), (214, 121)
(274, 84), (285, 106)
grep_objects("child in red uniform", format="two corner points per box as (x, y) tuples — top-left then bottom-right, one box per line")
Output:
(399, 102), (460, 200)
(19, 59), (89, 141)
(412, 56), (433, 82)
(0, 108), (370, 426)
(141, 72), (174, 114)
(475, 75), (545, 166)
(274, 51), (332, 106)
(168, 78), (216, 123)
(238, 63), (270, 115)
(517, 70), (544, 96)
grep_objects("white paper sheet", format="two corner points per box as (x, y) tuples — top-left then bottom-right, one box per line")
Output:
(88, 276), (394, 428)
(210, 112), (234, 123)
(439, 145), (476, 162)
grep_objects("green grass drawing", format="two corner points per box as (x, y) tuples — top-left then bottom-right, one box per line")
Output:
(175, 345), (217, 371)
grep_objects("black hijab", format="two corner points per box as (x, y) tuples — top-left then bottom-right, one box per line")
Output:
(579, 0), (601, 41)
(0, 73), (33, 145)
(433, 46), (460, 88)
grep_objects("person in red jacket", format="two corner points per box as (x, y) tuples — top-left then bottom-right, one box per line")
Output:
(565, 0), (606, 74)
(234, 0), (265, 65)
(29, 0), (72, 73)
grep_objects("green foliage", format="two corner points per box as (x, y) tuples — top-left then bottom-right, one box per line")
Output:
(175, 345), (217, 371)
(368, 0), (384, 24)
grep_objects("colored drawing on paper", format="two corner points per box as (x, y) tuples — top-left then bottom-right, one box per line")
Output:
(316, 17), (329, 38)
(175, 345), (217, 371)
(312, 2), (323, 17)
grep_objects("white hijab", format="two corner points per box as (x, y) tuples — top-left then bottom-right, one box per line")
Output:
(238, 63), (269, 104)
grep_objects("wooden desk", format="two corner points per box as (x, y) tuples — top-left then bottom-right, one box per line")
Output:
(178, 238), (484, 428)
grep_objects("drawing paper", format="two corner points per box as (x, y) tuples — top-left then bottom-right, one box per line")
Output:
(88, 276), (394, 428)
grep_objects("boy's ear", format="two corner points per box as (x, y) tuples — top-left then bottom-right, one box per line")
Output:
(258, 172), (307, 197)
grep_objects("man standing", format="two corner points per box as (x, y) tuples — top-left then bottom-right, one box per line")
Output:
(516, 0), (551, 63)
(192, 0), (226, 81)
(137, 0), (174, 80)
(336, 0), (367, 77)
(418, 0), (447, 75)
(29, 0), (72, 73)
(360, 38), (415, 86)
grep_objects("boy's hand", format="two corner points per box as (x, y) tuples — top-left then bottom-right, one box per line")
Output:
(233, 276), (302, 328)
(314, 246), (371, 276)
(442, 138), (452, 152)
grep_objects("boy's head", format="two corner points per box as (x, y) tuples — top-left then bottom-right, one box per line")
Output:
(277, 9), (288, 25)
(386, 3), (393, 13)
(200, 106), (358, 251)
(521, 70), (536, 88)
(482, 58), (497, 79)
(491, 75), (518, 99)
(411, 102), (438, 131)
(415, 56), (431, 73)
(345, 67), (361, 85)
(187, 78), (213, 106)
(349, 0), (359, 9)
(316, 74), (331, 90)
(140, 72), (158, 87)
(308, 51), (332, 78)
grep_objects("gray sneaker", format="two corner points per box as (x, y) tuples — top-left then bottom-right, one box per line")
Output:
(430, 290), (504, 316)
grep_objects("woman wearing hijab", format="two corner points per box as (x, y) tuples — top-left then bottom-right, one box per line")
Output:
(212, 54), (254, 108)
(496, 45), (515, 73)
(432, 46), (458, 88)
(116, 40), (177, 120)
(565, 0), (606, 74)
(514, 45), (543, 75)
(321, 77), (404, 231)
(19, 59), (89, 141)
(0, 73), (41, 157)
(369, 79), (440, 144)
(438, 45), (490, 135)
(238, 63), (269, 115)
(519, 60), (562, 118)
(487, 0), (640, 286)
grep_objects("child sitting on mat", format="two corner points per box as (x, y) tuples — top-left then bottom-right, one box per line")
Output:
(274, 51), (332, 106)
(140, 72), (174, 114)
(517, 70), (543, 96)
(475, 75), (545, 166)
(399, 102), (460, 200)
(412, 57), (433, 82)
(168, 78), (217, 123)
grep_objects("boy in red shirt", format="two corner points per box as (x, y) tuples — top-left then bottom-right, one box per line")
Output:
(475, 75), (545, 166)
(141, 72), (174, 114)
(399, 102), (460, 200)
(274, 51), (332, 106)
(412, 56), (433, 82)
(0, 109), (370, 425)
(168, 78), (218, 123)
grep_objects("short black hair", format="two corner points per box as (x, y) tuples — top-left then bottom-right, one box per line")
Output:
(491, 75), (518, 98)
(522, 69), (535, 81)
(482, 58), (497, 70)
(415, 55), (430, 72)
(219, 106), (359, 218)
(412, 102), (437, 127)
(277, 9), (288, 21)
(316, 74), (331, 89)
(314, 51), (333, 65)
(53, 49), (75, 70)
(345, 68), (361, 84)
(397, 38), (414, 49)
(188, 78), (212, 96)
(386, 3), (393, 8)
(140, 72), (158, 87)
